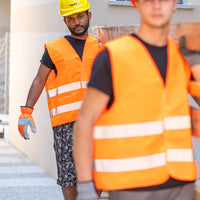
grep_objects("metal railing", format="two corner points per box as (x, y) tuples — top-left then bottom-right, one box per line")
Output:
(0, 32), (10, 114)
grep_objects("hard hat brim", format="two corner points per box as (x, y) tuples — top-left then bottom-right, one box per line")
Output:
(60, 2), (90, 17)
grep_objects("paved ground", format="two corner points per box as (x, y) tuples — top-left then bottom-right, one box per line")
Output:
(0, 139), (109, 200)
(0, 139), (64, 200)
(0, 114), (108, 200)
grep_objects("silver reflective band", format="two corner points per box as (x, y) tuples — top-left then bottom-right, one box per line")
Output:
(94, 121), (163, 139)
(81, 81), (88, 88)
(167, 149), (194, 162)
(50, 101), (82, 116)
(94, 149), (194, 173)
(94, 115), (191, 139)
(47, 81), (88, 98)
(164, 116), (191, 130)
(94, 153), (166, 172)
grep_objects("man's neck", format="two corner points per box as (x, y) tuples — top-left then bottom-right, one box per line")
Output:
(137, 24), (169, 47)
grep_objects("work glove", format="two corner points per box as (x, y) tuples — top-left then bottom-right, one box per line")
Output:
(18, 106), (36, 140)
(179, 36), (200, 67)
(76, 181), (98, 200)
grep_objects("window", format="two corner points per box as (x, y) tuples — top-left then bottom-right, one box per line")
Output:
(108, 0), (132, 6)
(108, 0), (194, 9)
(177, 0), (194, 9)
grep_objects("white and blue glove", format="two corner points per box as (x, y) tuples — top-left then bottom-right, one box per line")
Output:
(18, 106), (36, 140)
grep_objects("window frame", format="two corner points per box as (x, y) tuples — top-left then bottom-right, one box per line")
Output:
(108, 0), (194, 9)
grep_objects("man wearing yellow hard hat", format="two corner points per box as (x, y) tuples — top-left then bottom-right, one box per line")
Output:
(18, 0), (99, 199)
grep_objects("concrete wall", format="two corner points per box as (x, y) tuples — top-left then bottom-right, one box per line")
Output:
(9, 0), (65, 179)
(9, 0), (200, 179)
(0, 0), (10, 32)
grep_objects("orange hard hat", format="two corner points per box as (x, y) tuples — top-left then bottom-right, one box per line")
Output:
(130, 0), (136, 7)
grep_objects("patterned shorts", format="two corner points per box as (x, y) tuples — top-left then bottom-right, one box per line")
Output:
(53, 122), (77, 187)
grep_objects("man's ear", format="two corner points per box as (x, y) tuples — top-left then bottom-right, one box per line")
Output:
(63, 17), (67, 24)
(88, 11), (92, 21)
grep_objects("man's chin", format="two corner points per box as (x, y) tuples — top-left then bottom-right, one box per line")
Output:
(71, 30), (87, 36)
(74, 31), (85, 36)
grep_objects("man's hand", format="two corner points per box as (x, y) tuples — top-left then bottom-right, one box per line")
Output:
(18, 106), (36, 140)
(76, 181), (99, 200)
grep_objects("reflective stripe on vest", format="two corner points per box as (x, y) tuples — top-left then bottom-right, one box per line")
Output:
(94, 149), (194, 172)
(47, 81), (88, 99)
(94, 116), (191, 139)
(93, 35), (198, 190)
(49, 100), (82, 117)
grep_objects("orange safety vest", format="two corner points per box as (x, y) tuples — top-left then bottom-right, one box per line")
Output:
(93, 35), (198, 191)
(45, 35), (99, 127)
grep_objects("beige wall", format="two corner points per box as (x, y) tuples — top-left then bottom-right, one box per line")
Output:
(90, 0), (200, 28)
(9, 0), (200, 179)
(9, 0), (64, 179)
(0, 0), (10, 32)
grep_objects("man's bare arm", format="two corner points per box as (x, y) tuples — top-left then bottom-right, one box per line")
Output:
(25, 63), (52, 108)
(73, 87), (110, 182)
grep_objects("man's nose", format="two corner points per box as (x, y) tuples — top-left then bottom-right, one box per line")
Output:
(74, 18), (80, 25)
(153, 0), (161, 9)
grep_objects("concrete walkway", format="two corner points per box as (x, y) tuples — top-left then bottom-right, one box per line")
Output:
(0, 138), (109, 200)
(0, 113), (66, 199)
(0, 113), (108, 200)
(0, 138), (64, 200)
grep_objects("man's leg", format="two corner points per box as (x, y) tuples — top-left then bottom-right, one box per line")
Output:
(53, 122), (77, 200)
(62, 185), (77, 200)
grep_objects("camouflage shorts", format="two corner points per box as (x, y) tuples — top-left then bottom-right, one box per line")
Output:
(53, 122), (77, 187)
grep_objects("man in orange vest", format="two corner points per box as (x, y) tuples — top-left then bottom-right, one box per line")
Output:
(73, 0), (200, 200)
(17, 0), (99, 200)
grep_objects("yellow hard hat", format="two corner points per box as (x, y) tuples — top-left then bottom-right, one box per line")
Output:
(59, 0), (90, 17)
